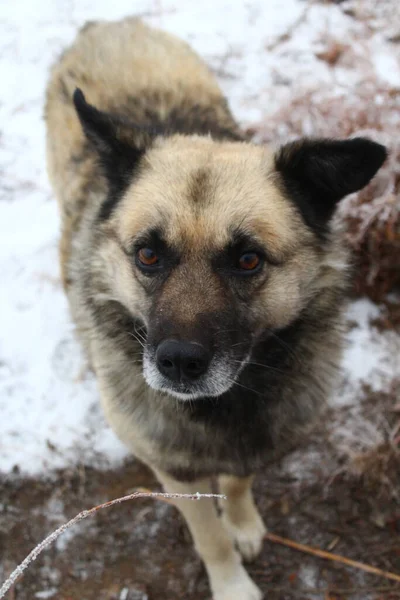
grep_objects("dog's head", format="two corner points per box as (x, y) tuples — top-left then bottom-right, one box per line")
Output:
(74, 89), (387, 400)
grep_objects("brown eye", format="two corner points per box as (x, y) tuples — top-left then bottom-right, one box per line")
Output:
(137, 247), (158, 266)
(238, 252), (261, 271)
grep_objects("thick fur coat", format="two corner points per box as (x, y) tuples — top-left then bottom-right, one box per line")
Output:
(45, 18), (387, 600)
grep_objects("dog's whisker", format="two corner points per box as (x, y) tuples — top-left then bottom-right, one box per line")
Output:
(264, 328), (299, 361)
(133, 322), (147, 343)
(231, 358), (285, 376)
(127, 331), (146, 348)
(224, 377), (264, 397)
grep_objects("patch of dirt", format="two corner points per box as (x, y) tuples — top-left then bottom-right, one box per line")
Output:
(1, 448), (400, 600)
(370, 300), (400, 332)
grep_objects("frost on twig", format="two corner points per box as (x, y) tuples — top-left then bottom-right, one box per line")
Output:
(0, 490), (226, 599)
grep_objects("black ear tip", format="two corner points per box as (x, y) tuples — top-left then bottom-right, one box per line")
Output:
(374, 141), (388, 166)
(353, 137), (388, 169)
(73, 87), (86, 109)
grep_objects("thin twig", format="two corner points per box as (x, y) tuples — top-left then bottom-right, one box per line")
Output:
(265, 5), (309, 51)
(0, 491), (225, 599)
(265, 532), (400, 584)
(258, 585), (399, 597)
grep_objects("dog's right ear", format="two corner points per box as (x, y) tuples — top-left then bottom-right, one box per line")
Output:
(73, 88), (152, 194)
(275, 137), (387, 236)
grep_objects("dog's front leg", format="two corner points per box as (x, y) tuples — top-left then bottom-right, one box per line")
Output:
(219, 475), (266, 562)
(155, 470), (263, 600)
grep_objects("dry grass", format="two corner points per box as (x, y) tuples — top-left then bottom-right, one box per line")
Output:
(349, 443), (400, 499)
(336, 382), (400, 507)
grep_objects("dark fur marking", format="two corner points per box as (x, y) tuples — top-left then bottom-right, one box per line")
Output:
(123, 92), (243, 141)
(73, 89), (148, 221)
(131, 227), (182, 286)
(189, 168), (210, 205)
(218, 229), (277, 268)
(275, 137), (388, 237)
(159, 104), (243, 140)
(87, 296), (145, 364)
(69, 141), (91, 166)
(73, 88), (243, 221)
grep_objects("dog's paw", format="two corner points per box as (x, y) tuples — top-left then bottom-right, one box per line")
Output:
(212, 564), (263, 600)
(221, 512), (266, 562)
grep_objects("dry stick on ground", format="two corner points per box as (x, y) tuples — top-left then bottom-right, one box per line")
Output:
(0, 490), (226, 599)
(254, 585), (400, 597)
(4, 492), (400, 599)
(265, 532), (400, 584)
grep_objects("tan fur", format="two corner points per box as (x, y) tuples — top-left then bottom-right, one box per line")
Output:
(156, 471), (262, 600)
(219, 475), (267, 562)
(45, 17), (360, 600)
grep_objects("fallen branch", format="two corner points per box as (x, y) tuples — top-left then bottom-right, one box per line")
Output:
(256, 584), (399, 597)
(0, 490), (225, 599)
(265, 532), (400, 584)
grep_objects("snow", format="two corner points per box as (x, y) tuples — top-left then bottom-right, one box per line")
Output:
(298, 564), (318, 589)
(0, 0), (399, 476)
(34, 589), (58, 599)
(344, 299), (400, 386)
(372, 49), (400, 87)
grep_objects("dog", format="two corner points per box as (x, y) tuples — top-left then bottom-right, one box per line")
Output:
(45, 17), (387, 600)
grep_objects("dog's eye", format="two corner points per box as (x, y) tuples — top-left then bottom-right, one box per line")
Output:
(137, 247), (159, 267)
(238, 252), (261, 271)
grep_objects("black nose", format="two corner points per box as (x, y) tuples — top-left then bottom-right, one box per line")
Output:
(156, 340), (211, 382)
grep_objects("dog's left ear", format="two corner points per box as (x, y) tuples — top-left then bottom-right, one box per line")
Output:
(73, 88), (152, 194)
(275, 137), (388, 233)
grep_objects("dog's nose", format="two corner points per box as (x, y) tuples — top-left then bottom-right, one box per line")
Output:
(156, 340), (211, 382)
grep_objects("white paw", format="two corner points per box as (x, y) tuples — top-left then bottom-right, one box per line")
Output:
(212, 564), (263, 600)
(221, 513), (266, 562)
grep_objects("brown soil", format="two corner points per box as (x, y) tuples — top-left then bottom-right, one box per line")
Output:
(2, 451), (400, 600)
(370, 301), (400, 332)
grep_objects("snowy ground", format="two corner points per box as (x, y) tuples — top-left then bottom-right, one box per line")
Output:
(1, 0), (400, 477)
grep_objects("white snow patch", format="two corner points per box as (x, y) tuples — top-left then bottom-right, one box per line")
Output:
(343, 299), (400, 387)
(298, 564), (318, 589)
(373, 51), (400, 87)
(35, 589), (58, 599)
